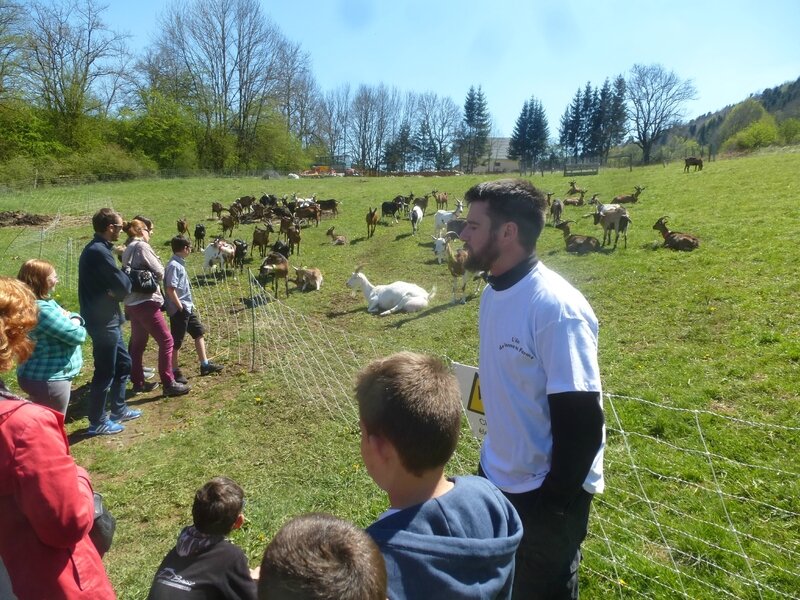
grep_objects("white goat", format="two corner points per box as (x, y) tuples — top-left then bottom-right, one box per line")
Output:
(433, 199), (464, 237)
(587, 203), (631, 249)
(346, 267), (434, 316)
(410, 205), (424, 236)
(203, 238), (235, 272)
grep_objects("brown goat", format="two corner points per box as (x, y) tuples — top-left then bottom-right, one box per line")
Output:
(563, 190), (587, 207)
(220, 214), (236, 238)
(684, 157), (703, 172)
(567, 180), (586, 196)
(177, 218), (189, 238)
(555, 220), (601, 254)
(251, 223), (274, 257)
(211, 201), (224, 219)
(614, 186), (645, 204)
(413, 194), (430, 215)
(652, 216), (700, 251)
(432, 190), (448, 210)
(366, 207), (379, 238)
(286, 225), (301, 256)
(259, 251), (289, 298)
(326, 226), (347, 245)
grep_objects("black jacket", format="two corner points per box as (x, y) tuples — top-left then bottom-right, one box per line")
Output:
(78, 234), (131, 330)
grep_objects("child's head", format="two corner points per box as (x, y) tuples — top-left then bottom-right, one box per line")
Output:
(257, 513), (386, 600)
(171, 235), (192, 254)
(192, 477), (245, 535)
(355, 352), (462, 477)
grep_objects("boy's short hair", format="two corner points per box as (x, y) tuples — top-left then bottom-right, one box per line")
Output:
(192, 477), (244, 535)
(92, 208), (122, 233)
(355, 351), (462, 476)
(258, 513), (386, 600)
(171, 236), (192, 253)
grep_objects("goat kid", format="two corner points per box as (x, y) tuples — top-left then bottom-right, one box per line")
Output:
(326, 226), (348, 245)
(293, 266), (323, 292)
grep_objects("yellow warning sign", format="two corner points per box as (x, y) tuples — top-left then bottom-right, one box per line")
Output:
(467, 373), (484, 415)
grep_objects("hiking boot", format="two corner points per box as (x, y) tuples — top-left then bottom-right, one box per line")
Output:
(110, 408), (142, 423)
(132, 381), (160, 395)
(87, 420), (125, 436)
(172, 368), (189, 384)
(200, 361), (224, 376)
(164, 381), (191, 397)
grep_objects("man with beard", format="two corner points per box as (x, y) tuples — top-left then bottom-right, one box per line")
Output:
(459, 179), (605, 600)
(79, 208), (140, 435)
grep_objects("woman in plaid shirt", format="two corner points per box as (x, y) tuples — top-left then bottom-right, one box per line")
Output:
(16, 259), (86, 415)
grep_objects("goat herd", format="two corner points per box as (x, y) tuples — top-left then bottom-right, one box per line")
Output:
(548, 180), (700, 255)
(170, 182), (699, 316)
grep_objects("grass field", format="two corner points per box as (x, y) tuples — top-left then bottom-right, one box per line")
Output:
(0, 151), (798, 598)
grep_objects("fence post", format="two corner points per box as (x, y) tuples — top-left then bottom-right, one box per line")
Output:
(248, 268), (256, 372)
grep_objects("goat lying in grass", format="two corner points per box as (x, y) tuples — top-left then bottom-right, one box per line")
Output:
(614, 186), (645, 204)
(325, 226), (347, 245)
(652, 216), (700, 251)
(346, 266), (434, 316)
(555, 220), (601, 254)
(563, 190), (586, 206)
(293, 266), (323, 291)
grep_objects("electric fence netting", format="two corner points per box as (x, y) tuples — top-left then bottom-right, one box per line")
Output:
(4, 223), (798, 599)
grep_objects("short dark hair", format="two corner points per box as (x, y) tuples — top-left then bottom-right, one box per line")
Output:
(355, 352), (462, 476)
(192, 477), (244, 535)
(171, 236), (191, 253)
(92, 208), (122, 233)
(258, 513), (387, 600)
(464, 178), (547, 253)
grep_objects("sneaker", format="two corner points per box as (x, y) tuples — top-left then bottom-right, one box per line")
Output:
(143, 367), (156, 381)
(164, 381), (191, 397)
(132, 381), (160, 395)
(200, 361), (224, 376)
(110, 408), (142, 423)
(87, 420), (125, 436)
(172, 368), (189, 385)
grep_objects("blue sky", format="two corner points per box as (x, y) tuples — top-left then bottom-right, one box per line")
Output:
(106, 0), (800, 137)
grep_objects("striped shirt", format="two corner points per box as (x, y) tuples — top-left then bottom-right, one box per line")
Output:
(17, 299), (86, 381)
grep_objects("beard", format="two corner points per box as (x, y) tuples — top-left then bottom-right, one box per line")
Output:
(464, 231), (500, 273)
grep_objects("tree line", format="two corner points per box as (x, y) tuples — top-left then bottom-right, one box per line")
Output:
(2, 0), (758, 184)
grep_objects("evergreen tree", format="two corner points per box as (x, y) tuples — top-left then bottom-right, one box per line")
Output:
(508, 97), (548, 174)
(608, 75), (628, 150)
(461, 85), (491, 173)
(579, 82), (594, 157)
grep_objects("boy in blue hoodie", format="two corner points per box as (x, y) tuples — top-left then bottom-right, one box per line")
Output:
(356, 352), (523, 600)
(148, 477), (256, 600)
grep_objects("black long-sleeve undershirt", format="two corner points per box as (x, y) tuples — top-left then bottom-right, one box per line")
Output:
(539, 391), (604, 511)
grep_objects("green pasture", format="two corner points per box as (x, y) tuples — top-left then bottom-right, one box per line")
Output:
(0, 152), (797, 598)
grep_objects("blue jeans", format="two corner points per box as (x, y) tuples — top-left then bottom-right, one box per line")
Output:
(87, 324), (131, 426)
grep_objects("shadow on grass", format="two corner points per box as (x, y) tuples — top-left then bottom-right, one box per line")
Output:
(394, 232), (413, 241)
(325, 306), (367, 318)
(387, 297), (476, 329)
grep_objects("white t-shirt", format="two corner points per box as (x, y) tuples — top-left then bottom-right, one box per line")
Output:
(478, 261), (605, 495)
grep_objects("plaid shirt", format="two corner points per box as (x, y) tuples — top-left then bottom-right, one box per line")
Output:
(17, 299), (86, 381)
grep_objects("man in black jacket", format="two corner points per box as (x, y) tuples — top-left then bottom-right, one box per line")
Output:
(79, 208), (141, 435)
(460, 179), (605, 600)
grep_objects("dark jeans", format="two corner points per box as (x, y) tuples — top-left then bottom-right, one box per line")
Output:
(479, 465), (593, 600)
(87, 324), (131, 427)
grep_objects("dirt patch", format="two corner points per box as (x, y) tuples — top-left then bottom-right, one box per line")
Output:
(0, 211), (54, 227)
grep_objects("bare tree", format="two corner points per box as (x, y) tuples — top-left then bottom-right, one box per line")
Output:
(157, 0), (285, 168)
(627, 63), (697, 164)
(0, 0), (22, 98)
(417, 92), (461, 170)
(20, 0), (129, 146)
(317, 84), (350, 162)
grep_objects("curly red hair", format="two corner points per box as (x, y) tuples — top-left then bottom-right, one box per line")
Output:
(0, 277), (38, 372)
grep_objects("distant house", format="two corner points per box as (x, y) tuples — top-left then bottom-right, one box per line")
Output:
(473, 138), (519, 174)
